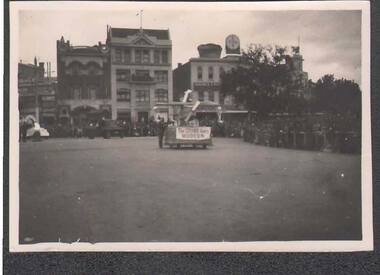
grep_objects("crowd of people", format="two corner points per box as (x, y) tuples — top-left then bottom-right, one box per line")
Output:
(33, 113), (361, 154)
(242, 113), (361, 153)
(49, 120), (159, 138)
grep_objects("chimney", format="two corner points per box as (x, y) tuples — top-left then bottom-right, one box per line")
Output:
(177, 63), (182, 67)
(39, 62), (45, 77)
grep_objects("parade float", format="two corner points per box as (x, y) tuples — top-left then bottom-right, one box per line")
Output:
(153, 89), (222, 149)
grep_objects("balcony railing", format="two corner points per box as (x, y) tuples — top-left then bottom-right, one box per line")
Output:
(129, 74), (156, 84)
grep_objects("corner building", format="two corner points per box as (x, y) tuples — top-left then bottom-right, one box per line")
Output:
(107, 27), (173, 122)
(173, 43), (247, 122)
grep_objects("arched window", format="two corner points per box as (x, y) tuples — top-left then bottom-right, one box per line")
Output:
(208, 66), (214, 80)
(219, 66), (225, 78)
(197, 66), (203, 80)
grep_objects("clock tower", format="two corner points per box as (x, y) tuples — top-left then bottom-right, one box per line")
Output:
(225, 34), (240, 54)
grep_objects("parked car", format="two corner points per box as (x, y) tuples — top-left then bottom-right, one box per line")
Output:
(26, 122), (50, 140)
(84, 119), (124, 139)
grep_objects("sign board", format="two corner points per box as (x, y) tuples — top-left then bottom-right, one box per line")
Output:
(176, 127), (211, 140)
(193, 82), (220, 90)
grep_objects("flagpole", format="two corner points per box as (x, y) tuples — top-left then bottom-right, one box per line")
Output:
(140, 10), (143, 30)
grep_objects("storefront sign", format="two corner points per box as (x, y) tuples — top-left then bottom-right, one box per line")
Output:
(176, 127), (211, 140)
(193, 82), (220, 89)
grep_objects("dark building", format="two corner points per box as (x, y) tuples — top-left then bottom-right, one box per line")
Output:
(18, 59), (57, 127)
(56, 36), (111, 127)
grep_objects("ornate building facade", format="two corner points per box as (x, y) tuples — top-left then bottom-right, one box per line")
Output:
(106, 26), (173, 122)
(56, 37), (111, 127)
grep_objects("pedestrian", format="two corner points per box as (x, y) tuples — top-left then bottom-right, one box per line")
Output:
(157, 117), (167, 149)
(20, 117), (27, 142)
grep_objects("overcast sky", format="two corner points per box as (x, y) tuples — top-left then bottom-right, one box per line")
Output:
(18, 9), (361, 84)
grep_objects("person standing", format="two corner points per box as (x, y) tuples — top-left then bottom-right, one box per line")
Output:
(157, 117), (166, 149)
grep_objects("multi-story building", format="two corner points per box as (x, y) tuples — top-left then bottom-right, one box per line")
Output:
(56, 36), (111, 127)
(106, 26), (173, 122)
(173, 35), (311, 122)
(173, 40), (246, 122)
(18, 59), (57, 127)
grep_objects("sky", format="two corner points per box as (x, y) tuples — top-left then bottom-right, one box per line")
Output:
(18, 8), (362, 85)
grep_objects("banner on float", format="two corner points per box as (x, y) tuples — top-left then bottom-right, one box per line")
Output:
(176, 127), (211, 140)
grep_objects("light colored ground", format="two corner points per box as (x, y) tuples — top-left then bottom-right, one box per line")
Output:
(19, 137), (361, 243)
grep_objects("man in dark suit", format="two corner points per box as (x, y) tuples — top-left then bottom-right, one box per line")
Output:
(157, 117), (166, 149)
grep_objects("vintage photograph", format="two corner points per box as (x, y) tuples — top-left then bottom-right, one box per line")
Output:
(9, 2), (372, 251)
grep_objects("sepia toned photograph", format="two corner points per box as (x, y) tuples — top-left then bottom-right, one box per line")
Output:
(9, 1), (372, 252)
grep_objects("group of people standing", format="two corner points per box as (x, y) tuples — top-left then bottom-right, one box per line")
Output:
(242, 114), (361, 153)
(19, 116), (35, 142)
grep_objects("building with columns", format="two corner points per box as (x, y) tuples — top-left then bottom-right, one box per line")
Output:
(106, 26), (173, 123)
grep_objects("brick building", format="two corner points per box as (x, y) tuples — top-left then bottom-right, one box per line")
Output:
(56, 36), (111, 127)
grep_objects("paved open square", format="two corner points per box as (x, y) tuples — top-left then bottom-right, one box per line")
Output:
(19, 137), (361, 243)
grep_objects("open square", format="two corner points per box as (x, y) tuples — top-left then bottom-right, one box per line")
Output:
(19, 137), (361, 243)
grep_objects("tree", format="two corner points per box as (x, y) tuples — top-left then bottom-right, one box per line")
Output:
(310, 74), (361, 115)
(220, 44), (306, 118)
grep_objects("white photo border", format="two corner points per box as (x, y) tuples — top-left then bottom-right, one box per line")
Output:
(9, 1), (373, 252)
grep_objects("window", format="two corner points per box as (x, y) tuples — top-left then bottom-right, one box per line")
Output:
(198, 91), (204, 101)
(154, 71), (168, 82)
(89, 87), (97, 99)
(155, 89), (168, 102)
(117, 111), (131, 122)
(116, 69), (131, 81)
(138, 112), (149, 123)
(197, 66), (203, 80)
(117, 88), (131, 102)
(115, 48), (122, 62)
(124, 49), (131, 63)
(154, 50), (160, 64)
(72, 87), (81, 99)
(142, 50), (150, 64)
(135, 90), (150, 103)
(72, 64), (80, 76)
(208, 91), (215, 102)
(41, 101), (56, 108)
(161, 50), (168, 64)
(81, 88), (89, 99)
(88, 65), (99, 76)
(219, 66), (225, 77)
(135, 49), (142, 64)
(136, 70), (150, 77)
(208, 66), (214, 80)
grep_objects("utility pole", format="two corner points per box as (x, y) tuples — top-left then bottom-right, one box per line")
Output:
(34, 69), (39, 122)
